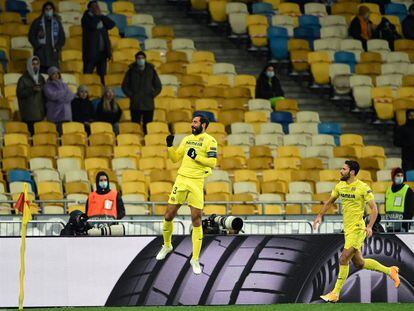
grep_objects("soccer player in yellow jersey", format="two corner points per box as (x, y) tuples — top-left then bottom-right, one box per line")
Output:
(156, 114), (218, 275)
(313, 160), (400, 302)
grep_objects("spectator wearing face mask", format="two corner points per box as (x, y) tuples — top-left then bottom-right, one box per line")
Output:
(122, 51), (162, 134)
(71, 85), (95, 134)
(385, 167), (414, 232)
(349, 6), (375, 51)
(43, 66), (74, 132)
(16, 56), (46, 135)
(394, 109), (414, 172)
(96, 86), (122, 133)
(82, 0), (116, 85)
(28, 1), (65, 73)
(85, 171), (125, 220)
(255, 64), (285, 109)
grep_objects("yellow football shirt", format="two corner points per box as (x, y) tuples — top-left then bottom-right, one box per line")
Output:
(167, 132), (218, 179)
(331, 179), (375, 233)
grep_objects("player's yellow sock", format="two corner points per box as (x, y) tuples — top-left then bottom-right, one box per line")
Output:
(191, 225), (203, 261)
(363, 258), (391, 275)
(162, 219), (173, 247)
(332, 265), (349, 295)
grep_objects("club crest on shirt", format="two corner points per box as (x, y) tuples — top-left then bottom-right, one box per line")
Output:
(199, 137), (204, 142)
(351, 187), (356, 191)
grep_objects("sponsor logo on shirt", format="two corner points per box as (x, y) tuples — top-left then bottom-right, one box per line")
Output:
(186, 141), (203, 147)
(340, 193), (356, 199)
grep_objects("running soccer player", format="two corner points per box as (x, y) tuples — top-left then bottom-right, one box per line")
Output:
(155, 114), (217, 275)
(313, 160), (400, 302)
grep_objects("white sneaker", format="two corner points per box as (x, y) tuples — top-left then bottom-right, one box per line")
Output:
(190, 259), (202, 275)
(156, 245), (173, 260)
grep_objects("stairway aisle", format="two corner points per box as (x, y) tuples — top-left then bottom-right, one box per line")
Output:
(133, 0), (398, 157)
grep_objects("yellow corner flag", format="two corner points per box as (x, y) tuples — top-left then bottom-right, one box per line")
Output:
(14, 183), (32, 310)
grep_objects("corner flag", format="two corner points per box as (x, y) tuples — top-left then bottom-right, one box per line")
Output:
(14, 183), (32, 310)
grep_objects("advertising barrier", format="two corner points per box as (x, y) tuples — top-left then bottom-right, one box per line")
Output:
(0, 234), (413, 307)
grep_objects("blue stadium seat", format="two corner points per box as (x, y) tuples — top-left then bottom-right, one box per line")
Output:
(252, 2), (275, 16)
(271, 111), (293, 133)
(406, 170), (414, 182)
(108, 14), (127, 35)
(385, 3), (407, 23)
(9, 169), (36, 194)
(294, 26), (319, 50)
(114, 87), (126, 98)
(101, 0), (116, 13)
(0, 50), (8, 72)
(299, 15), (320, 30)
(124, 26), (147, 42)
(268, 27), (289, 61)
(193, 111), (216, 122)
(6, 0), (29, 17)
(334, 51), (357, 73)
(318, 122), (342, 145)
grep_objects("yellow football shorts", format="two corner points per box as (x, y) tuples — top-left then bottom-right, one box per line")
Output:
(344, 229), (366, 251)
(168, 175), (204, 209)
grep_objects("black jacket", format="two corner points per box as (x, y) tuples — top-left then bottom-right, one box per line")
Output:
(122, 62), (162, 111)
(402, 15), (414, 40)
(28, 15), (65, 68)
(71, 97), (95, 123)
(373, 17), (401, 48)
(394, 110), (414, 149)
(96, 99), (122, 124)
(255, 70), (284, 99)
(81, 11), (115, 63)
(348, 16), (373, 43)
(85, 171), (125, 219)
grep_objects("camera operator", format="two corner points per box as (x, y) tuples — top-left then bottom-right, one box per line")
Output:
(85, 171), (125, 220)
(60, 210), (91, 236)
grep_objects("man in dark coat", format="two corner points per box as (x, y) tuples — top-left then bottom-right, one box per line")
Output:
(28, 1), (65, 73)
(122, 51), (162, 134)
(16, 56), (46, 135)
(402, 4), (414, 40)
(394, 109), (414, 172)
(81, 0), (115, 84)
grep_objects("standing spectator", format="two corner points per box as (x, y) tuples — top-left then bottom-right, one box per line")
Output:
(16, 56), (46, 135)
(28, 1), (65, 74)
(81, 0), (116, 85)
(394, 109), (414, 172)
(43, 66), (74, 132)
(385, 167), (414, 232)
(402, 4), (414, 40)
(96, 87), (122, 133)
(122, 51), (162, 134)
(349, 6), (375, 50)
(373, 17), (401, 50)
(71, 85), (95, 134)
(255, 64), (285, 109)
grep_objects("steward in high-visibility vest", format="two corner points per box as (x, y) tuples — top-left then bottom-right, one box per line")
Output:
(385, 167), (414, 232)
(86, 171), (125, 219)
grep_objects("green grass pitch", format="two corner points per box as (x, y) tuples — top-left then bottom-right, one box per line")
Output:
(29, 303), (414, 311)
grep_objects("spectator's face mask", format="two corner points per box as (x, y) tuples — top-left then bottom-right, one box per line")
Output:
(44, 7), (53, 18)
(266, 70), (274, 78)
(137, 58), (145, 67)
(395, 176), (404, 185)
(99, 181), (108, 189)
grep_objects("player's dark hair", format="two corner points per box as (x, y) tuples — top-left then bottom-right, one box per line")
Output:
(345, 160), (360, 176)
(194, 113), (210, 129)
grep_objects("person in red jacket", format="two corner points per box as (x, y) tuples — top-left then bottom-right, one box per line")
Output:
(86, 171), (125, 219)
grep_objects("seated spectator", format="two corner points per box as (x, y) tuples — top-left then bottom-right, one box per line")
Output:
(71, 85), (95, 133)
(82, 0), (116, 85)
(43, 66), (74, 132)
(373, 17), (401, 50)
(28, 1), (65, 73)
(96, 87), (122, 133)
(349, 6), (375, 50)
(394, 109), (414, 172)
(16, 56), (46, 135)
(255, 64), (285, 109)
(85, 171), (125, 220)
(402, 4), (414, 40)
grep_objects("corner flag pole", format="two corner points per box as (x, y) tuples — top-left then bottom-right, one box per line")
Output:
(17, 183), (32, 310)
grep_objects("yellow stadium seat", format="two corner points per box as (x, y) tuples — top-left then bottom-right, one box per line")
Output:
(152, 26), (175, 41)
(372, 87), (393, 103)
(117, 134), (141, 146)
(58, 146), (84, 159)
(209, 0), (228, 23)
(33, 133), (58, 146)
(61, 50), (82, 62)
(340, 134), (364, 147)
(278, 2), (301, 16)
(320, 170), (339, 182)
(139, 157), (165, 170)
(84, 158), (110, 171)
(247, 24), (268, 47)
(274, 158), (300, 170)
(86, 146), (113, 159)
(122, 181), (147, 196)
(5, 121), (29, 135)
(34, 121), (57, 134)
(112, 1), (135, 17)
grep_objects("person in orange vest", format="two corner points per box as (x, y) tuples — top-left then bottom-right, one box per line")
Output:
(86, 171), (125, 219)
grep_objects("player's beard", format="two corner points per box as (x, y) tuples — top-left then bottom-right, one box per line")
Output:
(340, 172), (350, 181)
(192, 125), (202, 135)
